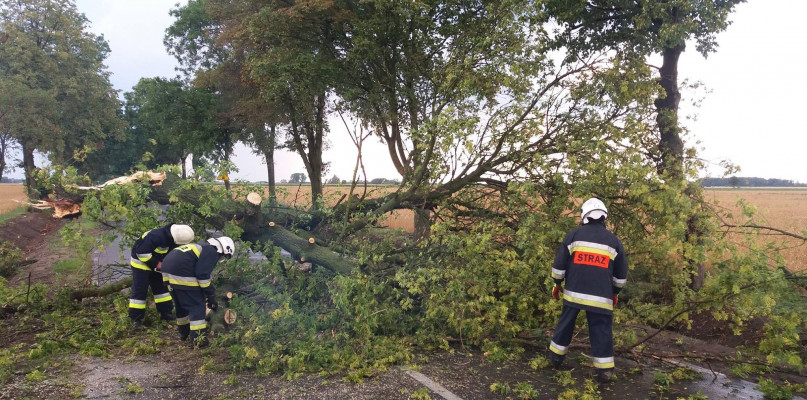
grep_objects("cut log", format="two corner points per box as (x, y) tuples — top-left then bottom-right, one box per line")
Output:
(246, 192), (262, 206)
(224, 309), (237, 325)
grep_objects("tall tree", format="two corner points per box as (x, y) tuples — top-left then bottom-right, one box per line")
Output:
(546, 0), (746, 288)
(0, 0), (123, 195)
(167, 0), (336, 209)
(165, 0), (285, 200)
(124, 77), (225, 179)
(545, 0), (745, 179)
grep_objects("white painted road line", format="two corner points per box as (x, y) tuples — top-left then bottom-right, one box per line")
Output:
(402, 369), (464, 400)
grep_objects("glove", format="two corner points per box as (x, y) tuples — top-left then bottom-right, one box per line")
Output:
(613, 295), (618, 307)
(552, 285), (563, 300)
(207, 298), (218, 311)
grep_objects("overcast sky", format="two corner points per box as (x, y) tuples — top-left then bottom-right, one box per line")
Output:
(65, 0), (806, 184)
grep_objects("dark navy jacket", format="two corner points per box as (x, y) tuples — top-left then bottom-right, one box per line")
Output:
(551, 220), (628, 315)
(130, 224), (178, 271)
(160, 243), (220, 299)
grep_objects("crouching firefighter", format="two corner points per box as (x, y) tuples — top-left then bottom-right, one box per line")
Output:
(160, 236), (235, 348)
(548, 198), (628, 383)
(129, 223), (195, 328)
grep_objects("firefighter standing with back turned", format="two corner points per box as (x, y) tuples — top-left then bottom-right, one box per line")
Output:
(160, 236), (235, 348)
(128, 223), (195, 329)
(548, 198), (628, 383)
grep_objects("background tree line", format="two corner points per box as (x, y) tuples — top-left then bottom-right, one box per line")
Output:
(702, 176), (807, 187)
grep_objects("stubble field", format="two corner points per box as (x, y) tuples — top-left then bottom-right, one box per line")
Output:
(705, 188), (807, 272)
(0, 183), (28, 214)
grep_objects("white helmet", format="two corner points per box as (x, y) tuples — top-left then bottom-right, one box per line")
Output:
(207, 236), (235, 258)
(170, 224), (195, 245)
(581, 198), (608, 224)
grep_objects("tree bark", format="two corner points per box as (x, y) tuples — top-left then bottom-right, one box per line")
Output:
(654, 44), (685, 179)
(654, 39), (705, 290)
(70, 277), (132, 301)
(21, 142), (36, 198)
(264, 124), (277, 206)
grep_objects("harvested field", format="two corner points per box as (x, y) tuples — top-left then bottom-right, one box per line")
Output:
(270, 184), (414, 231)
(705, 188), (807, 272)
(0, 183), (27, 214)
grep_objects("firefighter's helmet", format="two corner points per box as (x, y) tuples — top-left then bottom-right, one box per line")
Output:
(581, 198), (608, 224)
(207, 236), (235, 258)
(170, 224), (195, 245)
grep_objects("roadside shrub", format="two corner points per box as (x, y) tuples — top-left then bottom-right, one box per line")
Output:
(0, 241), (24, 278)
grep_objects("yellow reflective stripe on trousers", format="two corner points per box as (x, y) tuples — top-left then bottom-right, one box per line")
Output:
(190, 319), (207, 330)
(592, 356), (614, 369)
(550, 341), (568, 355)
(562, 289), (613, 311)
(130, 258), (151, 271)
(129, 299), (146, 309)
(176, 316), (190, 326)
(154, 292), (172, 303)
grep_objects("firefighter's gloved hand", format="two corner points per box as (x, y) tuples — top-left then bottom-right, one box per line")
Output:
(552, 285), (563, 300)
(613, 295), (618, 307)
(207, 298), (218, 311)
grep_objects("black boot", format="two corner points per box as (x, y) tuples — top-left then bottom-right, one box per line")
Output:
(596, 369), (613, 383)
(178, 324), (190, 341)
(550, 353), (565, 369)
(160, 312), (176, 322)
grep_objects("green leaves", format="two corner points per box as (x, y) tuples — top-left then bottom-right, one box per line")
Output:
(0, 0), (124, 183)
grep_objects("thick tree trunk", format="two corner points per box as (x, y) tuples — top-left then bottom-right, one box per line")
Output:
(309, 159), (323, 209)
(265, 124), (277, 206)
(413, 207), (431, 240)
(21, 142), (37, 198)
(181, 154), (188, 179)
(654, 42), (705, 290)
(654, 44), (685, 179)
(71, 277), (132, 301)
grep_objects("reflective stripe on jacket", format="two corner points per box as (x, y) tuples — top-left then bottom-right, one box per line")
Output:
(551, 220), (628, 315)
(130, 224), (178, 270)
(160, 243), (220, 299)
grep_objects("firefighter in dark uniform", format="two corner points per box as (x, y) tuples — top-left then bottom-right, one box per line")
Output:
(160, 236), (234, 348)
(128, 223), (195, 328)
(548, 198), (628, 383)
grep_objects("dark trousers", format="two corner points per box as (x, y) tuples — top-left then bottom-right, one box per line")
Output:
(550, 304), (614, 370)
(128, 267), (173, 322)
(172, 288), (208, 344)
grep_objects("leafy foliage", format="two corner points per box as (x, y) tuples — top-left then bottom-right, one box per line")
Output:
(0, 0), (124, 191)
(4, 0), (807, 395)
